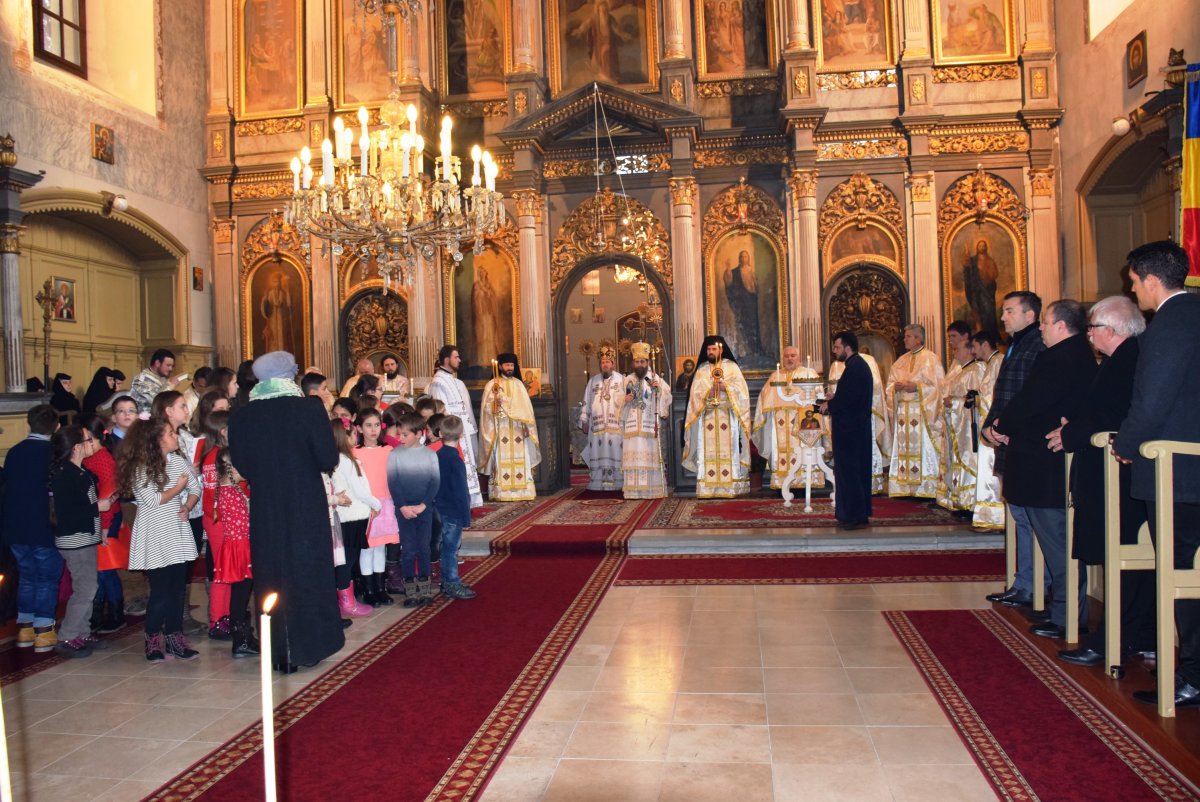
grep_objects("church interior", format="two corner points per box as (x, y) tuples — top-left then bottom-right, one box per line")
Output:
(1, 0), (1200, 799)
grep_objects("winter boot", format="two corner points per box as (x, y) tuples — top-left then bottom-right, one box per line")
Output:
(384, 561), (405, 594)
(338, 586), (372, 617)
(90, 600), (105, 632)
(208, 615), (232, 641)
(353, 575), (368, 603)
(231, 617), (261, 658)
(364, 574), (384, 608)
(402, 577), (421, 608)
(165, 632), (200, 661)
(98, 599), (126, 634)
(145, 632), (166, 663)
(374, 573), (394, 606)
(416, 575), (434, 606)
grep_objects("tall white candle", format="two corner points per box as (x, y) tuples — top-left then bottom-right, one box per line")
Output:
(333, 117), (345, 160)
(321, 139), (333, 185)
(357, 106), (368, 144)
(360, 134), (369, 177)
(260, 592), (279, 802)
(290, 158), (300, 192)
(471, 145), (482, 186)
(415, 135), (424, 174)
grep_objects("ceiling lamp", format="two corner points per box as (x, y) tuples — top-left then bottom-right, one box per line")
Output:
(284, 1), (503, 290)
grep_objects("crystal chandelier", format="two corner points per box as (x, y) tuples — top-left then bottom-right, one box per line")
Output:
(284, 1), (504, 290)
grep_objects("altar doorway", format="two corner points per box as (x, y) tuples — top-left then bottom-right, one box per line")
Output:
(339, 289), (410, 380)
(823, 265), (907, 383)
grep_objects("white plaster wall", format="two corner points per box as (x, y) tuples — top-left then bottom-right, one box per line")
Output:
(0, 0), (212, 347)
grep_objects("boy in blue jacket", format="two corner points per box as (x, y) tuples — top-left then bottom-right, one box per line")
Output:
(434, 416), (475, 600)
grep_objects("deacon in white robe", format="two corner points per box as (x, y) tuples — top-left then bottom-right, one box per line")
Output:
(683, 335), (752, 498)
(936, 325), (986, 512)
(428, 345), (484, 507)
(886, 324), (946, 498)
(621, 342), (672, 499)
(579, 347), (625, 490)
(752, 345), (820, 489)
(970, 332), (1005, 529)
(479, 352), (541, 502)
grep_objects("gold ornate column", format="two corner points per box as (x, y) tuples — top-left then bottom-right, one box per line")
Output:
(906, 171), (942, 356)
(400, 11), (421, 84)
(787, 169), (821, 366)
(409, 256), (440, 380)
(784, 0), (811, 51)
(669, 177), (703, 353)
(211, 219), (239, 368)
(1026, 167), (1060, 304)
(514, 190), (548, 372)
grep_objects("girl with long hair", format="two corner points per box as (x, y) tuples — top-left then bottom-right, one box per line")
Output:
(352, 408), (396, 606)
(118, 418), (201, 662)
(82, 416), (127, 634)
(49, 424), (113, 657)
(330, 419), (376, 616)
(212, 448), (259, 657)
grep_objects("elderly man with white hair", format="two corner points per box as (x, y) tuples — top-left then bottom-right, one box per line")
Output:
(1049, 295), (1152, 666)
(885, 324), (945, 498)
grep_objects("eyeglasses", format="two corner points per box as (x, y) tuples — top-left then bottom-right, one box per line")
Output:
(1086, 323), (1110, 331)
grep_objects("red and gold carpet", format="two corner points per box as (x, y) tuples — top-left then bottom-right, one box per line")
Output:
(644, 495), (962, 529)
(887, 609), (1200, 801)
(616, 549), (1005, 586)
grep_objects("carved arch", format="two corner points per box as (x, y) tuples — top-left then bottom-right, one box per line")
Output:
(817, 173), (906, 282)
(550, 189), (671, 294)
(937, 169), (1028, 241)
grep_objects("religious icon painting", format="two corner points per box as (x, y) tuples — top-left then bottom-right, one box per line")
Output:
(930, 0), (1016, 65)
(439, 0), (508, 98)
(51, 277), (77, 322)
(91, 124), (115, 164)
(813, 0), (894, 72)
(705, 229), (784, 374)
(547, 0), (659, 97)
(445, 244), (520, 383)
(334, 0), (398, 109)
(695, 0), (777, 81)
(237, 0), (304, 119)
(1126, 31), (1148, 88)
(825, 221), (902, 281)
(243, 256), (311, 368)
(942, 218), (1025, 340)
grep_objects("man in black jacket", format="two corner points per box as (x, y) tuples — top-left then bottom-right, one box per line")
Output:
(820, 331), (873, 529)
(1112, 241), (1200, 709)
(982, 291), (1047, 608)
(1048, 295), (1151, 665)
(993, 299), (1098, 639)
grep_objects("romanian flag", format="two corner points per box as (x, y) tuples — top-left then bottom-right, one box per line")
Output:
(1185, 63), (1200, 286)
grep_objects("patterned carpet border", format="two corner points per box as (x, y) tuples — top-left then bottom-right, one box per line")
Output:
(644, 495), (962, 530)
(143, 554), (511, 802)
(886, 609), (1200, 802)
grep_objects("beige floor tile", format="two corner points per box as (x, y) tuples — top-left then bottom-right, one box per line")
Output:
(563, 720), (673, 760)
(20, 673), (126, 703)
(869, 726), (975, 765)
(5, 732), (96, 775)
(658, 762), (774, 802)
(106, 704), (232, 741)
(91, 779), (168, 801)
(837, 644), (914, 668)
(684, 627), (761, 649)
(690, 611), (760, 629)
(678, 665), (763, 694)
(39, 735), (186, 780)
(769, 725), (878, 765)
(129, 739), (221, 783)
(672, 693), (767, 725)
(2, 699), (76, 733)
(477, 756), (559, 802)
(846, 666), (928, 694)
(857, 693), (950, 726)
(605, 642), (687, 667)
(772, 763), (893, 801)
(760, 644), (843, 668)
(884, 764), (998, 801)
(545, 665), (602, 692)
(189, 705), (264, 743)
(20, 772), (120, 802)
(542, 758), (662, 802)
(682, 642), (762, 668)
(579, 691), (676, 724)
(28, 702), (149, 736)
(59, 652), (154, 678)
(758, 624), (835, 648)
(765, 693), (864, 726)
(755, 609), (826, 628)
(505, 720), (575, 759)
(161, 678), (261, 709)
(666, 723), (771, 763)
(528, 690), (592, 723)
(94, 676), (199, 706)
(763, 666), (853, 694)
(562, 643), (612, 667)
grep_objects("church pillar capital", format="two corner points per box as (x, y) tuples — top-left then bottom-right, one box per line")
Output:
(788, 168), (818, 205)
(668, 177), (698, 209)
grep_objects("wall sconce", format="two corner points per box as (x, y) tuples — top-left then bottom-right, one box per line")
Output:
(99, 191), (128, 216)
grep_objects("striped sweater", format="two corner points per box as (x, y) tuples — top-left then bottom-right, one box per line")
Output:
(386, 445), (440, 520)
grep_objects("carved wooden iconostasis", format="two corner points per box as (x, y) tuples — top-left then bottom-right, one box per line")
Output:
(240, 212), (312, 370)
(701, 181), (788, 376)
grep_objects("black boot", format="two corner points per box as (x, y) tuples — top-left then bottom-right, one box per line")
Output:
(90, 600), (105, 632)
(353, 575), (368, 603)
(98, 599), (126, 634)
(365, 574), (384, 608)
(375, 573), (394, 606)
(231, 617), (260, 658)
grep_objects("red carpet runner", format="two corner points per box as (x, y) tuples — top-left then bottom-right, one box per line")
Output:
(146, 494), (656, 802)
(616, 549), (1005, 585)
(887, 609), (1200, 801)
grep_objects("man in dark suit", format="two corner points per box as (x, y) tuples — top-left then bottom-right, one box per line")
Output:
(992, 299), (1098, 639)
(1047, 295), (1152, 666)
(820, 331), (873, 530)
(1112, 241), (1200, 709)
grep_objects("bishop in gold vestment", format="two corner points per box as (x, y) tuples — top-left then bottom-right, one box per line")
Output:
(683, 336), (752, 498)
(752, 346), (820, 489)
(886, 325), (945, 498)
(621, 342), (673, 499)
(479, 353), (540, 502)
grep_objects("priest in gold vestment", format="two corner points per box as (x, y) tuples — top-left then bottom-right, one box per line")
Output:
(970, 331), (1005, 529)
(479, 352), (540, 501)
(752, 346), (820, 489)
(621, 342), (673, 499)
(829, 350), (890, 493)
(683, 336), (752, 498)
(886, 324), (946, 498)
(936, 323), (986, 512)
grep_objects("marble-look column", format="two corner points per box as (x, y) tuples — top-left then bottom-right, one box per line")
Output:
(400, 11), (420, 84)
(669, 178), (703, 353)
(784, 0), (810, 51)
(514, 190), (548, 371)
(1022, 0), (1054, 52)
(900, 0), (931, 57)
(906, 172), (942, 357)
(211, 219), (240, 369)
(409, 255), (440, 380)
(512, 0), (535, 70)
(663, 0), (687, 58)
(308, 244), (335, 376)
(1026, 167), (1060, 304)
(787, 169), (821, 367)
(1, 229), (25, 392)
(304, 0), (328, 103)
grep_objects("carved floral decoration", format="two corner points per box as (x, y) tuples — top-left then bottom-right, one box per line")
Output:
(937, 168), (1027, 242)
(817, 173), (904, 248)
(827, 269), (906, 353)
(550, 188), (672, 294)
(345, 291), (410, 369)
(240, 211), (306, 273)
(700, 179), (786, 250)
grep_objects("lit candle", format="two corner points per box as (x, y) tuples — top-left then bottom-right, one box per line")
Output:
(0, 578), (11, 802)
(357, 105), (368, 143)
(471, 145), (482, 186)
(360, 133), (369, 177)
(441, 116), (453, 181)
(260, 592), (279, 802)
(399, 133), (412, 178)
(483, 151), (496, 192)
(492, 358), (499, 382)
(415, 135), (424, 174)
(302, 164), (313, 190)
(290, 157), (300, 192)
(321, 139), (333, 185)
(407, 103), (418, 137)
(333, 116), (346, 160)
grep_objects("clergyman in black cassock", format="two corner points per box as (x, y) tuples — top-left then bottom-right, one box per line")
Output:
(228, 351), (344, 671)
(823, 334), (874, 527)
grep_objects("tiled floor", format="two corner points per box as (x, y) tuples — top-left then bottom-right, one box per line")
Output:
(479, 580), (1001, 802)
(3, 581), (999, 801)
